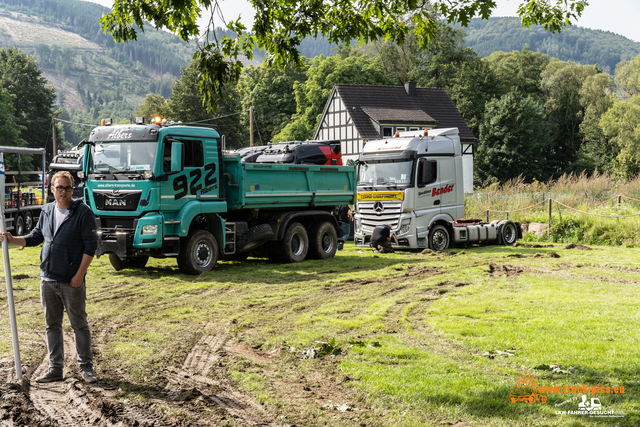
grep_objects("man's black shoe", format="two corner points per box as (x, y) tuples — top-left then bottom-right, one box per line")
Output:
(35, 368), (63, 383)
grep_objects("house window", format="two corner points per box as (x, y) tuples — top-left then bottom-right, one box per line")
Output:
(382, 127), (393, 137)
(395, 127), (406, 133)
(409, 127), (419, 131)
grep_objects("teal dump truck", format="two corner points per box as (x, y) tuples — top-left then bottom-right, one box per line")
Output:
(79, 118), (355, 274)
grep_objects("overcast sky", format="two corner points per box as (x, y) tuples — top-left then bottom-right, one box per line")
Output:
(85, 0), (640, 43)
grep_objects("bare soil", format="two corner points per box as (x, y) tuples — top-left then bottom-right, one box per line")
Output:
(0, 323), (382, 426)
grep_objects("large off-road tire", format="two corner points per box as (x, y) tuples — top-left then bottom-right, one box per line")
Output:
(241, 224), (274, 252)
(276, 222), (309, 263)
(428, 224), (450, 251)
(109, 254), (149, 271)
(500, 220), (518, 246)
(14, 213), (25, 236)
(24, 211), (34, 233)
(308, 221), (338, 260)
(177, 230), (219, 274)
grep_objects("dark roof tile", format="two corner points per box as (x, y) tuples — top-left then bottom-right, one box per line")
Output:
(333, 84), (477, 143)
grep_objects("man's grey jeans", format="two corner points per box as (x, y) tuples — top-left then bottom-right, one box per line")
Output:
(40, 280), (93, 370)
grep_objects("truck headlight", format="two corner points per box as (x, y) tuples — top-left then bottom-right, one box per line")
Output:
(399, 219), (411, 235)
(142, 224), (158, 235)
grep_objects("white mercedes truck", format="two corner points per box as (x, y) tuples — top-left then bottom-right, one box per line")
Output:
(354, 128), (521, 250)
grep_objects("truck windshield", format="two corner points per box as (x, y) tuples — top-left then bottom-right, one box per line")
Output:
(88, 142), (157, 173)
(357, 161), (413, 186)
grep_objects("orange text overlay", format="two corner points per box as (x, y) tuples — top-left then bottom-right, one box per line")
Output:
(540, 385), (625, 395)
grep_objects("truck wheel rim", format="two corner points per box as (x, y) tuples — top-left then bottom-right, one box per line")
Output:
(432, 230), (448, 251)
(292, 234), (304, 256)
(504, 224), (516, 243)
(194, 242), (212, 267)
(321, 232), (334, 253)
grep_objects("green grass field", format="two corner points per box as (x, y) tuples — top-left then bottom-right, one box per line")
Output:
(1, 241), (638, 426)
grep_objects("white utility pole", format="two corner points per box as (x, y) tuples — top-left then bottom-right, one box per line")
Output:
(0, 153), (22, 380)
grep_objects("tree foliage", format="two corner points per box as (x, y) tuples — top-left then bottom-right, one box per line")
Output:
(274, 52), (395, 142)
(577, 73), (616, 173)
(614, 55), (640, 100)
(166, 59), (246, 149)
(0, 88), (25, 149)
(540, 59), (599, 173)
(136, 94), (168, 123)
(238, 65), (306, 142)
(600, 95), (640, 180)
(100, 0), (589, 112)
(476, 91), (553, 184)
(484, 48), (551, 99)
(465, 17), (640, 74)
(0, 47), (56, 159)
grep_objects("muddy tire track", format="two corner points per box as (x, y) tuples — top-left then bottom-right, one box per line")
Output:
(163, 322), (284, 426)
(29, 332), (93, 426)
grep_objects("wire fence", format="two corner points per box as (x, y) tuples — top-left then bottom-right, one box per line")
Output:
(470, 194), (640, 237)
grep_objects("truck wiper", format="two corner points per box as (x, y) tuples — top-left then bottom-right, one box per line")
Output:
(93, 163), (119, 173)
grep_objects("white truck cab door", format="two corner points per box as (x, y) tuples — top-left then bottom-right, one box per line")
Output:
(415, 158), (442, 212)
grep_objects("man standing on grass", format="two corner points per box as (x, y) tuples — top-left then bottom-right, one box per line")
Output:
(0, 171), (98, 383)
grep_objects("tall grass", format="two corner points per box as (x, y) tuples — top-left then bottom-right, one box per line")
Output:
(466, 172), (640, 246)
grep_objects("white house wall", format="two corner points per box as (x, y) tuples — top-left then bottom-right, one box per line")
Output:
(315, 93), (364, 156)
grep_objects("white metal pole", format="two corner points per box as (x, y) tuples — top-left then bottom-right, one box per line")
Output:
(0, 153), (22, 380)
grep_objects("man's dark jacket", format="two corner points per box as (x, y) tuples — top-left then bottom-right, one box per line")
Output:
(24, 200), (97, 282)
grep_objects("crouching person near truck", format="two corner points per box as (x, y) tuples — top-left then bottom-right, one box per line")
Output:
(0, 171), (98, 383)
(370, 224), (395, 254)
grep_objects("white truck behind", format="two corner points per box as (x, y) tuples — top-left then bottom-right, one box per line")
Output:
(354, 128), (521, 250)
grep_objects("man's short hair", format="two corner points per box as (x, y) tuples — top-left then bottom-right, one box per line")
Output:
(52, 171), (74, 188)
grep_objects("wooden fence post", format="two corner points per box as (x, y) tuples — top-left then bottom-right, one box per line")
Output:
(618, 195), (622, 208)
(486, 210), (489, 223)
(548, 199), (552, 238)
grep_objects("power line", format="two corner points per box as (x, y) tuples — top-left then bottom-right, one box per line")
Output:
(54, 118), (97, 127)
(190, 109), (249, 124)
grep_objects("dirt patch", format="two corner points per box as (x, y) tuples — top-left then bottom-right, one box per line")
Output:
(488, 264), (525, 277)
(565, 243), (593, 250)
(224, 340), (276, 365)
(403, 265), (442, 279)
(513, 243), (555, 248)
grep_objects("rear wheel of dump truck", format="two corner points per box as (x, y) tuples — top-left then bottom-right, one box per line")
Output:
(24, 211), (33, 234)
(14, 213), (25, 236)
(428, 224), (450, 251)
(277, 222), (309, 263)
(109, 254), (149, 271)
(308, 221), (338, 259)
(500, 220), (518, 245)
(177, 230), (219, 274)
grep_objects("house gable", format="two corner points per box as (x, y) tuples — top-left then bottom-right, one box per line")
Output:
(314, 84), (477, 149)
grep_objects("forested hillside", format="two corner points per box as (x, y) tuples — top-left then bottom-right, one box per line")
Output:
(0, 0), (200, 145)
(464, 17), (640, 74)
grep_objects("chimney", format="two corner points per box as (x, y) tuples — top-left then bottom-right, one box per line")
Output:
(404, 82), (416, 97)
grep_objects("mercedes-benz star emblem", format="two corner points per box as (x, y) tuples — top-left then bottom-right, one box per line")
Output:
(374, 201), (384, 214)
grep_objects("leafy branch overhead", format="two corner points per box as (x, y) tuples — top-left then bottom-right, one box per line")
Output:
(100, 0), (588, 112)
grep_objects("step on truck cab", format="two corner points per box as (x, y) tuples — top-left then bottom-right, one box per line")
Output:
(80, 117), (355, 274)
(354, 128), (521, 250)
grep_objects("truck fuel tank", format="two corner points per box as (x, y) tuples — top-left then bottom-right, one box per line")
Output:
(452, 221), (498, 243)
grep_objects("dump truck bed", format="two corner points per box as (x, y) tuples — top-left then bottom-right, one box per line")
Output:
(223, 155), (355, 210)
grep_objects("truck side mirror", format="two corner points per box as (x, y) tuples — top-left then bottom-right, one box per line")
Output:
(418, 159), (436, 187)
(171, 142), (183, 173)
